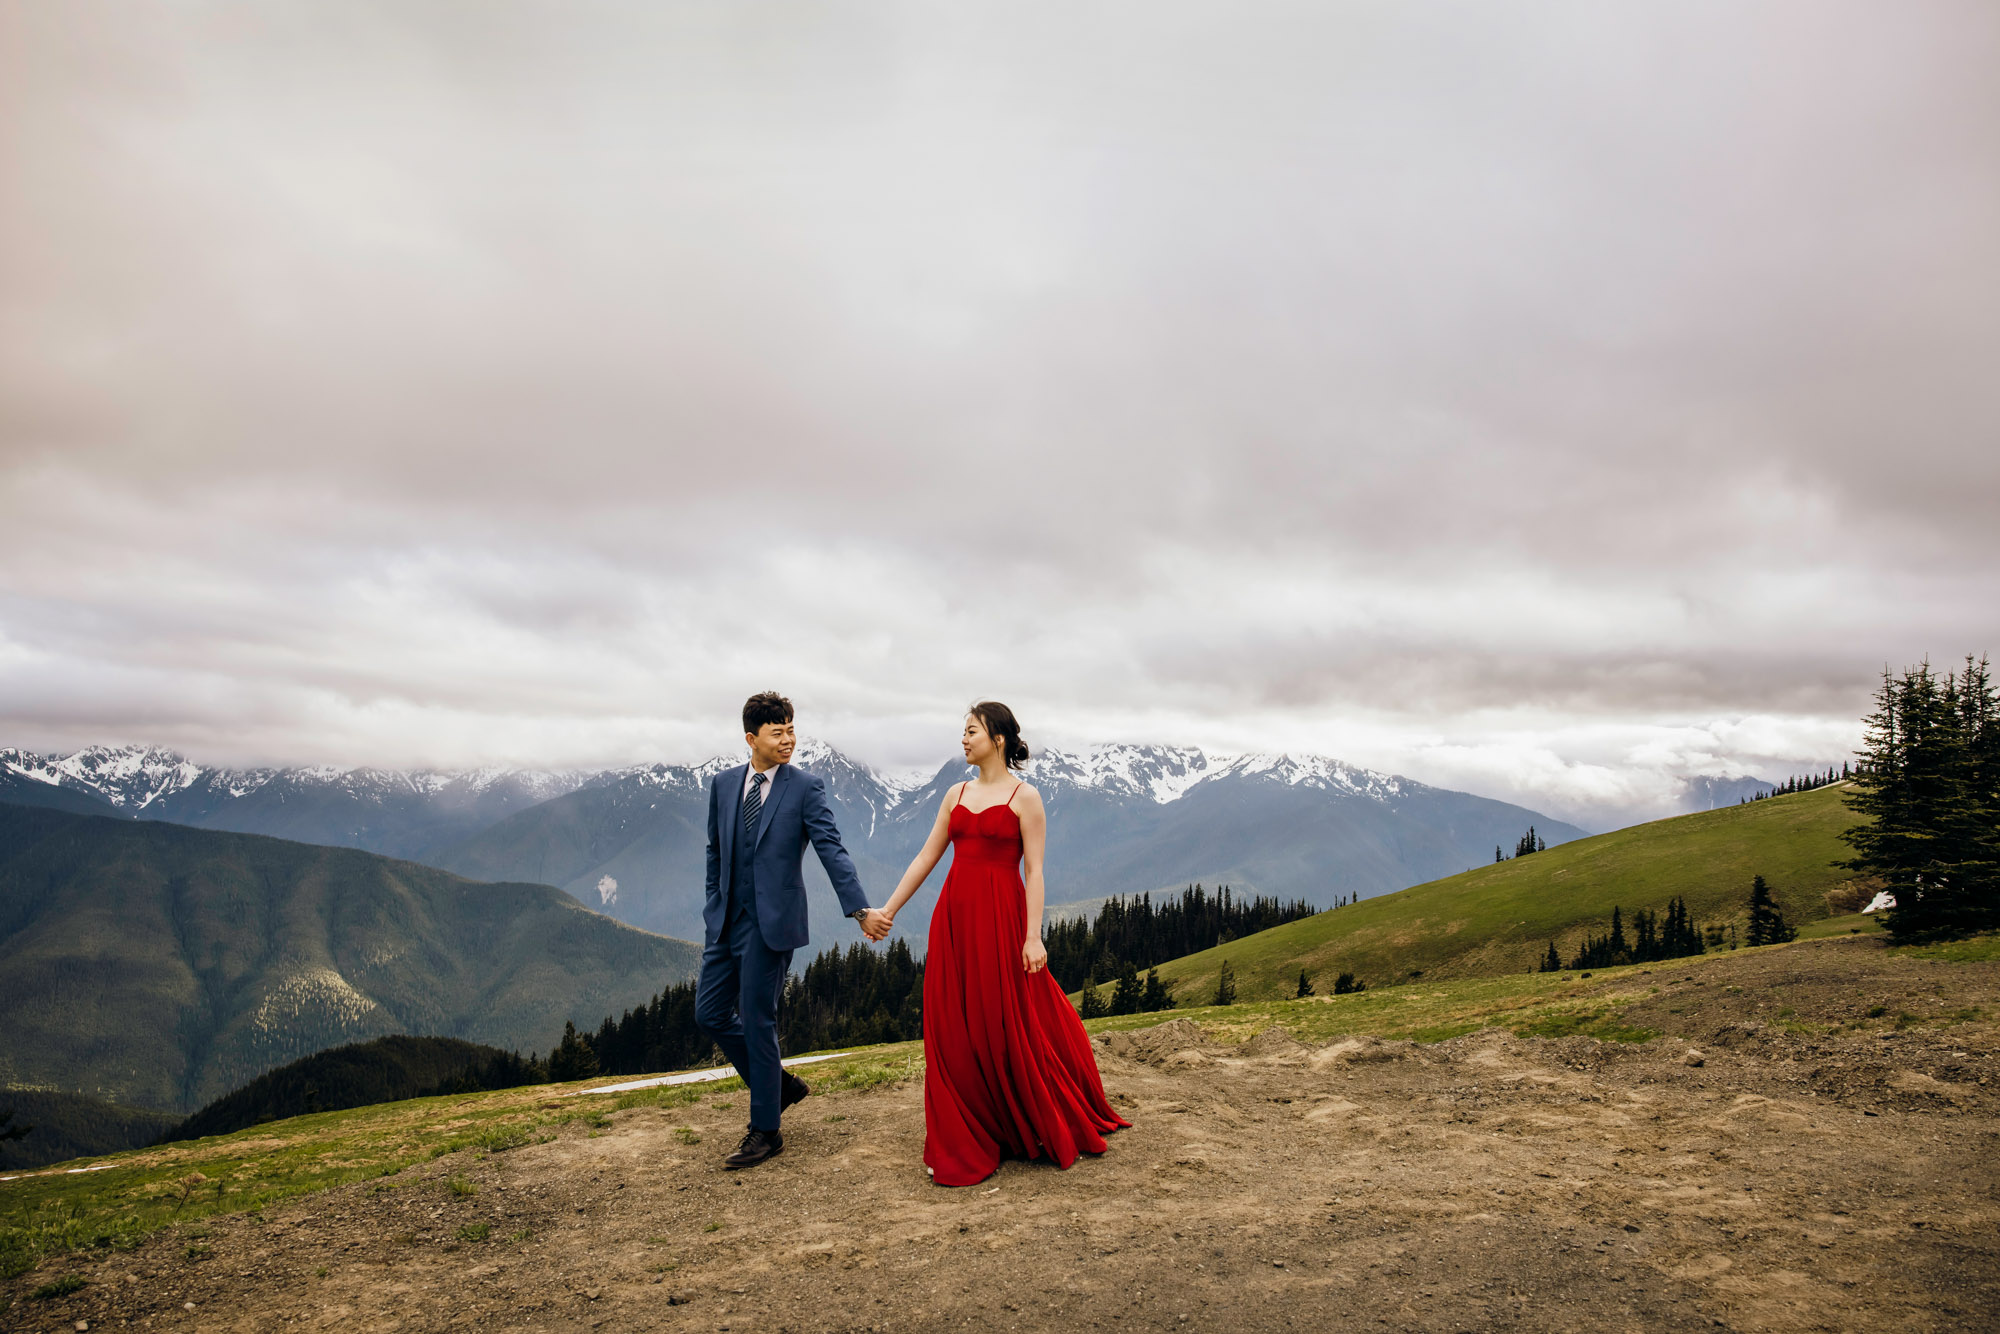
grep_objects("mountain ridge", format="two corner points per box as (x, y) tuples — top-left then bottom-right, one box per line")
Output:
(6, 739), (1593, 950)
(431, 740), (1591, 949)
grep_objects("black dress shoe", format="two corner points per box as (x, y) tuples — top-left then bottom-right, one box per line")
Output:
(781, 1071), (811, 1111)
(724, 1128), (783, 1169)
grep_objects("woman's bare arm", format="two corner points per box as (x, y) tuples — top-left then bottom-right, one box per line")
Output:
(1017, 785), (1049, 973)
(881, 786), (958, 922)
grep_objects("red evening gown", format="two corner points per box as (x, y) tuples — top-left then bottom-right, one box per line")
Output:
(922, 783), (1129, 1186)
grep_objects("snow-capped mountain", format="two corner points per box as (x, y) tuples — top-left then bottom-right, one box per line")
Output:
(1020, 744), (1410, 806)
(1, 745), (589, 861)
(0, 744), (208, 811)
(4, 739), (1586, 952)
(433, 741), (1584, 951)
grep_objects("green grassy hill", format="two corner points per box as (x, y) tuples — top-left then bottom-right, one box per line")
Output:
(1145, 783), (1870, 1004)
(0, 805), (700, 1113)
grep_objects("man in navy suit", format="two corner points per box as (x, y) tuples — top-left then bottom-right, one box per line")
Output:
(697, 691), (889, 1168)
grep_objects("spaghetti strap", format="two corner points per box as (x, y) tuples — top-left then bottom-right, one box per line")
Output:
(1005, 781), (1024, 807)
(951, 782), (968, 810)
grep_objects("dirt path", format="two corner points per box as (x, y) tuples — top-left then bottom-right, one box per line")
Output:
(11, 938), (1999, 1333)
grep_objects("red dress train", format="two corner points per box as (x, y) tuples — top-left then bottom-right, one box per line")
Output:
(922, 784), (1129, 1187)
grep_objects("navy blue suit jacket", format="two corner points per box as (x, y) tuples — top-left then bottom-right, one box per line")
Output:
(704, 762), (869, 951)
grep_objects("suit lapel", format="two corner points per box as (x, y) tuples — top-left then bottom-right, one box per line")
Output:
(720, 764), (746, 866)
(752, 763), (788, 850)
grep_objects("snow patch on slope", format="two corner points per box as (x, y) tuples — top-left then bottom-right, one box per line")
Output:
(1025, 744), (1409, 805)
(12, 744), (205, 809)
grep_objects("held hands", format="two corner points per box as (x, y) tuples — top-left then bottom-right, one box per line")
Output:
(859, 908), (894, 941)
(1021, 936), (1048, 974)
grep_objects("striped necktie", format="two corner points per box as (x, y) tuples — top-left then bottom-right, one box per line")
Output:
(742, 771), (767, 840)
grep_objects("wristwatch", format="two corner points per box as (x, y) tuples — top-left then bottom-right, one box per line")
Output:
(849, 908), (871, 923)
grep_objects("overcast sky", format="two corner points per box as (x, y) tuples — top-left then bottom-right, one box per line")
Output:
(2, 1), (1996, 829)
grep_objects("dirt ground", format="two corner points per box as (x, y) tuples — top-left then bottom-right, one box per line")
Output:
(9, 936), (1999, 1334)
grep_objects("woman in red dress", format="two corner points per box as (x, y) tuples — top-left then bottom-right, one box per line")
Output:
(876, 701), (1128, 1186)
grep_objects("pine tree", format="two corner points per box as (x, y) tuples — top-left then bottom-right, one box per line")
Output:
(1078, 980), (1108, 1019)
(1632, 909), (1658, 961)
(1540, 941), (1563, 972)
(1212, 959), (1237, 1007)
(0, 1107), (29, 1144)
(1140, 969), (1174, 1012)
(1332, 971), (1365, 995)
(547, 1021), (599, 1081)
(1745, 875), (1796, 946)
(1110, 960), (1143, 1016)
(1495, 845), (1505, 864)
(1296, 968), (1315, 998)
(1843, 658), (2000, 940)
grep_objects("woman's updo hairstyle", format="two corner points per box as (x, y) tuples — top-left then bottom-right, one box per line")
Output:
(968, 700), (1031, 771)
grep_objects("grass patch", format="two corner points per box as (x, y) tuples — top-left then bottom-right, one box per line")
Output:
(1796, 912), (1884, 940)
(1086, 967), (1640, 1047)
(1892, 933), (2000, 963)
(672, 1127), (700, 1145)
(816, 1051), (922, 1092)
(0, 1082), (587, 1277)
(29, 1275), (87, 1299)
(455, 1222), (490, 1242)
(610, 1084), (714, 1114)
(1510, 1009), (1659, 1044)
(702, 1221), (722, 1233)
(445, 1174), (476, 1198)
(0, 1048), (914, 1277)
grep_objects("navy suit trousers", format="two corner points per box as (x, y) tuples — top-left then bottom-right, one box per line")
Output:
(694, 903), (794, 1132)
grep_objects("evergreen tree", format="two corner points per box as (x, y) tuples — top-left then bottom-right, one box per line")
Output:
(1043, 884), (1317, 991)
(1844, 657), (2000, 940)
(1212, 960), (1237, 1007)
(1540, 941), (1563, 973)
(1140, 969), (1174, 1012)
(547, 1021), (599, 1081)
(1514, 826), (1547, 859)
(1495, 845), (1505, 864)
(1078, 979), (1108, 1019)
(1332, 971), (1365, 995)
(1109, 960), (1143, 1016)
(0, 1107), (30, 1145)
(1745, 874), (1796, 946)
(1296, 968), (1314, 998)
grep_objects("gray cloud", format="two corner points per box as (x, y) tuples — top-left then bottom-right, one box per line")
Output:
(3, 1), (1996, 828)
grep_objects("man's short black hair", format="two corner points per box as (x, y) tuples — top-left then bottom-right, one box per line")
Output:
(742, 691), (794, 735)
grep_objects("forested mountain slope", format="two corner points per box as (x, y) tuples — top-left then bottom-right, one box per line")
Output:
(0, 806), (698, 1112)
